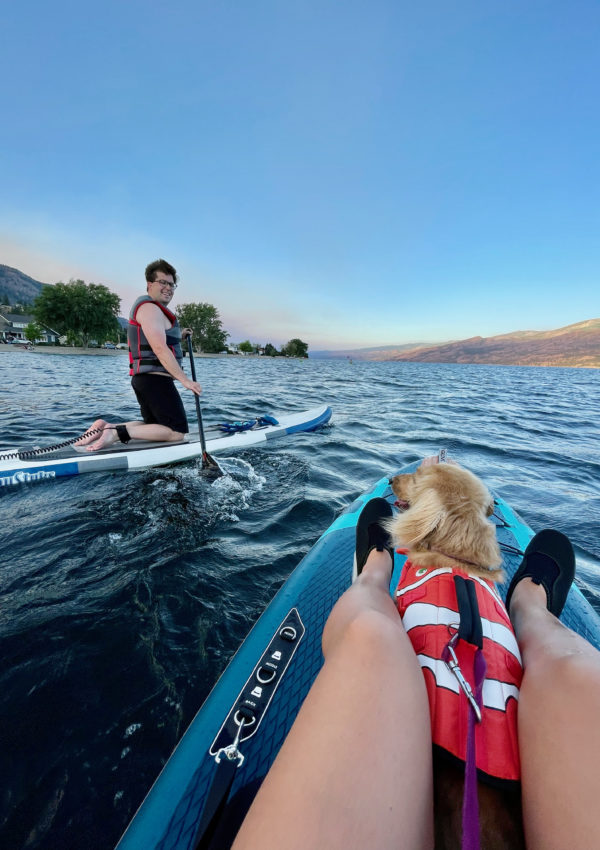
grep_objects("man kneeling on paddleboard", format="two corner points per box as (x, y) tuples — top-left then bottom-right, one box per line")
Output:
(75, 258), (201, 452)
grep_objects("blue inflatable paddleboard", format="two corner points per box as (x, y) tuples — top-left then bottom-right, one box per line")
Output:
(117, 459), (600, 849)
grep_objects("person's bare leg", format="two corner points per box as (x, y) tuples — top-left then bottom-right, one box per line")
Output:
(74, 421), (185, 451)
(511, 579), (600, 850)
(233, 549), (434, 850)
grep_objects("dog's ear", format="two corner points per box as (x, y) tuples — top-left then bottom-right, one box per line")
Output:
(443, 510), (502, 570)
(468, 516), (502, 569)
(390, 490), (444, 547)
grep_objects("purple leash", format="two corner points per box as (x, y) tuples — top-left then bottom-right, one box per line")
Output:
(442, 638), (487, 850)
(462, 648), (486, 850)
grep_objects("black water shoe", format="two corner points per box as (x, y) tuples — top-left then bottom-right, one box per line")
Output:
(505, 529), (575, 618)
(354, 497), (394, 579)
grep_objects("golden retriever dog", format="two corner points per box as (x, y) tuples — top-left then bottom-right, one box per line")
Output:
(389, 461), (503, 581)
(388, 461), (524, 850)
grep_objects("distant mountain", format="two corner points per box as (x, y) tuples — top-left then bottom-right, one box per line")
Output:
(310, 342), (432, 360)
(387, 319), (600, 368)
(311, 319), (600, 368)
(0, 264), (49, 305)
(3, 263), (597, 368)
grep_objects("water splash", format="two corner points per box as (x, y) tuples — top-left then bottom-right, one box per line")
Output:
(202, 456), (266, 522)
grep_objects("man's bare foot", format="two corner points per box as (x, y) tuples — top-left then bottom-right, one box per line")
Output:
(74, 419), (110, 447)
(83, 426), (119, 452)
(74, 420), (120, 451)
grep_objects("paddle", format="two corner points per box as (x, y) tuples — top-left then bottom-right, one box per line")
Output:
(186, 336), (223, 478)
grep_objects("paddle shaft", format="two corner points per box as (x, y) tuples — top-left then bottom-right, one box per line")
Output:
(186, 336), (209, 459)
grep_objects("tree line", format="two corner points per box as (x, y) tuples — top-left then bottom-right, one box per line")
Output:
(175, 302), (228, 353)
(33, 280), (121, 347)
(29, 281), (229, 351)
(236, 339), (309, 358)
(25, 279), (308, 356)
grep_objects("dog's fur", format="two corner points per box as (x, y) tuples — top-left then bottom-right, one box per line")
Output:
(388, 462), (524, 850)
(388, 462), (504, 581)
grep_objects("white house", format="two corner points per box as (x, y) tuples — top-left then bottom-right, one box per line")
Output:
(0, 312), (60, 344)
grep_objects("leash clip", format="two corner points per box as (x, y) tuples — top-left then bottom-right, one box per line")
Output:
(215, 715), (246, 766)
(443, 633), (482, 723)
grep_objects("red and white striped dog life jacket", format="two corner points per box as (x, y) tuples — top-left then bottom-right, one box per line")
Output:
(395, 561), (522, 784)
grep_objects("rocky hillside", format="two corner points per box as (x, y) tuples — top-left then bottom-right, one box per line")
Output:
(310, 342), (431, 359)
(0, 264), (48, 305)
(388, 319), (600, 368)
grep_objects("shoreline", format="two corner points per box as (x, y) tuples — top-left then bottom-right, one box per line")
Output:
(0, 346), (231, 358)
(0, 347), (308, 360)
(0, 346), (595, 368)
(0, 346), (127, 356)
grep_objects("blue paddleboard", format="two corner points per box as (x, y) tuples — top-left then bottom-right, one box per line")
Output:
(117, 459), (600, 849)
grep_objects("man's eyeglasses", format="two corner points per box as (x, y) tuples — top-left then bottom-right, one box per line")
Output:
(153, 279), (177, 290)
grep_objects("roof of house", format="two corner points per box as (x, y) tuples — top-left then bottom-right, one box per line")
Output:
(1, 312), (36, 323)
(0, 313), (60, 335)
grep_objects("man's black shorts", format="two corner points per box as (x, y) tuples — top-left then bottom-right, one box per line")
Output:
(131, 374), (189, 434)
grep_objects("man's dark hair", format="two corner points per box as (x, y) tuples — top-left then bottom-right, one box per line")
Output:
(145, 258), (178, 284)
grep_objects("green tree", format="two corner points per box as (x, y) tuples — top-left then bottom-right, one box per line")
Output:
(25, 322), (43, 343)
(281, 338), (309, 358)
(15, 301), (36, 313)
(66, 329), (83, 347)
(264, 343), (279, 356)
(238, 339), (254, 354)
(175, 302), (229, 353)
(33, 280), (121, 348)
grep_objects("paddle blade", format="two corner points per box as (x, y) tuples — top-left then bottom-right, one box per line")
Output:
(201, 451), (224, 479)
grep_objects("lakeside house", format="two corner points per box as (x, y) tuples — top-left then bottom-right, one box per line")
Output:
(226, 343), (266, 355)
(0, 312), (60, 344)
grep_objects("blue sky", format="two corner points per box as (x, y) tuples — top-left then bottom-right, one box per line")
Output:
(1, 0), (598, 349)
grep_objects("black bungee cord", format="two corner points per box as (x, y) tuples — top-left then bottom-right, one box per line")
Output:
(0, 426), (109, 462)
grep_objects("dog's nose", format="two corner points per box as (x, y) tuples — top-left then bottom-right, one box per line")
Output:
(388, 476), (395, 485)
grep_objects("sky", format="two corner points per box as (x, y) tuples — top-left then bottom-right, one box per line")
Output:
(1, 0), (598, 349)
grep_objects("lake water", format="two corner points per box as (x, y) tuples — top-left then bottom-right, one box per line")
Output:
(1, 352), (599, 849)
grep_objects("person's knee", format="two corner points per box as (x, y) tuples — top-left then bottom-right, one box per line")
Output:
(523, 648), (600, 714)
(329, 609), (403, 663)
(545, 650), (600, 693)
